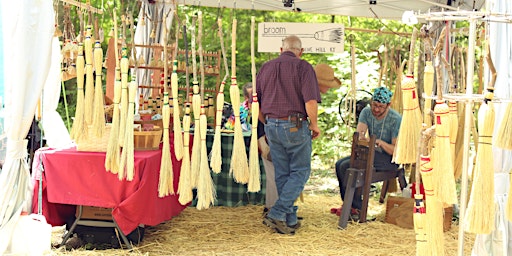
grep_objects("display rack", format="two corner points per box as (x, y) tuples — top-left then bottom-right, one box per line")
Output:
(418, 9), (512, 256)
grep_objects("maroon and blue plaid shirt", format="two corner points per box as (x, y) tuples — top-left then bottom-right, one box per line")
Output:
(256, 51), (321, 119)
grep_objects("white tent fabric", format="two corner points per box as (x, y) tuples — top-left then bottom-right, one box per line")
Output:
(41, 37), (72, 148)
(0, 0), (54, 254)
(472, 0), (512, 255)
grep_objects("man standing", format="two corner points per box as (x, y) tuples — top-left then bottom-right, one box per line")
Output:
(332, 86), (402, 219)
(257, 35), (321, 235)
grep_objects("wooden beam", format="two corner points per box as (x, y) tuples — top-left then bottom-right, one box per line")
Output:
(60, 0), (103, 14)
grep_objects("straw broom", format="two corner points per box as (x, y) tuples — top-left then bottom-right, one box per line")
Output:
(448, 100), (458, 171)
(105, 69), (121, 174)
(171, 60), (184, 161)
(70, 44), (87, 142)
(414, 127), (427, 255)
(118, 48), (129, 147)
(464, 89), (495, 233)
(420, 153), (445, 256)
(178, 104), (193, 204)
(248, 16), (260, 192)
(191, 83), (202, 188)
(118, 79), (136, 181)
(196, 106), (216, 210)
(229, 18), (249, 184)
(84, 26), (95, 126)
(210, 17), (230, 174)
(92, 41), (106, 137)
(159, 92), (174, 197)
(393, 27), (422, 165)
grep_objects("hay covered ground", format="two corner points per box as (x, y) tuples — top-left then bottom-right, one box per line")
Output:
(51, 169), (476, 255)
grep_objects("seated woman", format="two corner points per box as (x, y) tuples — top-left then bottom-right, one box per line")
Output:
(223, 82), (252, 132)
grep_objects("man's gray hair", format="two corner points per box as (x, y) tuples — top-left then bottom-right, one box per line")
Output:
(282, 35), (302, 51)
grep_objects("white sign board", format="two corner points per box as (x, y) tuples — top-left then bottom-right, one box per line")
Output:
(258, 22), (344, 54)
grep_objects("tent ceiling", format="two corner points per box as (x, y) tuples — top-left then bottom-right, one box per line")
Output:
(182, 0), (486, 20)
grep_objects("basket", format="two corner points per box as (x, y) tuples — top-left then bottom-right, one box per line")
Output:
(385, 196), (452, 232)
(76, 124), (111, 152)
(134, 126), (163, 150)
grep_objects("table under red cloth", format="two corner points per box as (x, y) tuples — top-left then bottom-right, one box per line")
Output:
(31, 147), (187, 235)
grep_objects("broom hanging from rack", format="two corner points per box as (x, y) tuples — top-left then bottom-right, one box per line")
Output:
(91, 40), (106, 137)
(248, 16), (260, 192)
(190, 15), (202, 189)
(70, 43), (87, 142)
(84, 26), (95, 127)
(172, 18), (184, 161)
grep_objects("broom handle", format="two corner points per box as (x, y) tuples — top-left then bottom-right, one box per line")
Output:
(183, 24), (191, 102)
(407, 27), (418, 75)
(217, 18), (230, 84)
(231, 18), (237, 78)
(251, 16), (256, 93)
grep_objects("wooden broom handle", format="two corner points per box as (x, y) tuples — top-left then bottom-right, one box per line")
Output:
(407, 27), (418, 75)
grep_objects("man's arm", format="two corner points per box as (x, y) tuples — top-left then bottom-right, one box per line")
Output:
(305, 99), (320, 139)
(376, 137), (396, 156)
(356, 122), (368, 140)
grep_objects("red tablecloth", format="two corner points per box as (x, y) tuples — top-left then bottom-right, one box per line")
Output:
(31, 147), (187, 235)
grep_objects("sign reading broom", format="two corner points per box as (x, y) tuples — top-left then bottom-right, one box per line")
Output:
(258, 22), (344, 53)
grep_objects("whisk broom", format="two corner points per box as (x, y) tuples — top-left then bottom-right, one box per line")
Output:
(105, 68), (121, 174)
(84, 26), (95, 126)
(196, 106), (216, 210)
(229, 18), (249, 184)
(92, 41), (106, 137)
(191, 83), (202, 188)
(172, 60), (184, 161)
(119, 78), (136, 181)
(118, 48), (129, 147)
(70, 44), (87, 142)
(178, 104), (193, 204)
(159, 92), (174, 197)
(248, 16), (260, 192)
(464, 89), (495, 233)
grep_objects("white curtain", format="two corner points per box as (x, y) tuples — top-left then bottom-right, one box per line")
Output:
(41, 37), (72, 148)
(472, 0), (512, 255)
(0, 0), (54, 254)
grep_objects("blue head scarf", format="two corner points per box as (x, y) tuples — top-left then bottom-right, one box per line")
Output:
(372, 87), (393, 104)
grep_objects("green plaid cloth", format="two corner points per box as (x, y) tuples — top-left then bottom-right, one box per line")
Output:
(191, 131), (266, 207)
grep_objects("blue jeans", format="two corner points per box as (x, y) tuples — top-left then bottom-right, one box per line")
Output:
(264, 118), (311, 226)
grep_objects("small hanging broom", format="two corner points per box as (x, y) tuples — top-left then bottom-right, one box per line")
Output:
(92, 41), (106, 137)
(248, 16), (260, 192)
(119, 78), (136, 181)
(414, 127), (428, 255)
(159, 92), (174, 197)
(84, 26), (95, 126)
(464, 88), (495, 233)
(190, 82), (202, 188)
(393, 27), (422, 165)
(196, 105), (216, 210)
(70, 44), (87, 142)
(229, 18), (249, 184)
(118, 48), (129, 147)
(172, 60), (184, 161)
(105, 69), (122, 174)
(178, 104), (193, 204)
(210, 17), (230, 174)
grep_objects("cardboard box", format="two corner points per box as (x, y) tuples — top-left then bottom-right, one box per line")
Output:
(77, 206), (113, 221)
(385, 196), (452, 231)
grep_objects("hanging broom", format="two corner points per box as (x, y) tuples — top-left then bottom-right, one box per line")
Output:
(248, 16), (260, 192)
(210, 17), (230, 174)
(423, 61), (434, 127)
(118, 78), (136, 181)
(191, 83), (202, 188)
(196, 105), (216, 210)
(414, 127), (428, 255)
(178, 104), (193, 204)
(105, 68), (122, 174)
(118, 48), (129, 147)
(464, 88), (495, 233)
(172, 60), (184, 161)
(92, 41), (106, 137)
(420, 153), (445, 256)
(84, 26), (95, 126)
(393, 27), (422, 165)
(229, 18), (249, 184)
(440, 56), (460, 176)
(70, 44), (87, 142)
(159, 92), (174, 197)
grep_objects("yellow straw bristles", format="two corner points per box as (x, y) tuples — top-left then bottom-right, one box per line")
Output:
(230, 77), (250, 184)
(119, 79), (136, 181)
(84, 27), (94, 126)
(494, 102), (512, 150)
(190, 83), (202, 189)
(420, 154), (445, 256)
(210, 82), (225, 174)
(92, 41), (106, 137)
(432, 101), (457, 205)
(118, 49), (129, 146)
(393, 74), (422, 164)
(248, 16), (260, 192)
(423, 61), (434, 126)
(178, 105), (193, 205)
(70, 44), (87, 142)
(465, 92), (495, 234)
(104, 69), (121, 174)
(196, 106), (216, 210)
(413, 194), (427, 255)
(448, 101), (458, 175)
(159, 92), (174, 197)
(172, 61), (184, 161)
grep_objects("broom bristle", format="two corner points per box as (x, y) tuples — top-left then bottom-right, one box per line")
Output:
(248, 96), (260, 192)
(413, 194), (427, 255)
(172, 62), (184, 161)
(494, 102), (512, 150)
(84, 32), (95, 126)
(118, 52), (129, 147)
(393, 75), (422, 164)
(465, 98), (495, 233)
(92, 41), (106, 137)
(210, 83), (225, 174)
(190, 84), (202, 188)
(123, 80), (137, 181)
(454, 103), (466, 179)
(159, 92), (173, 197)
(196, 106), (216, 210)
(105, 75), (122, 174)
(178, 106), (193, 204)
(432, 101), (458, 205)
(229, 79), (249, 184)
(448, 101), (458, 174)
(71, 45), (87, 142)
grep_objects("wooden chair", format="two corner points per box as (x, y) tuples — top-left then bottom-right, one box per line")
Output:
(338, 132), (407, 229)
